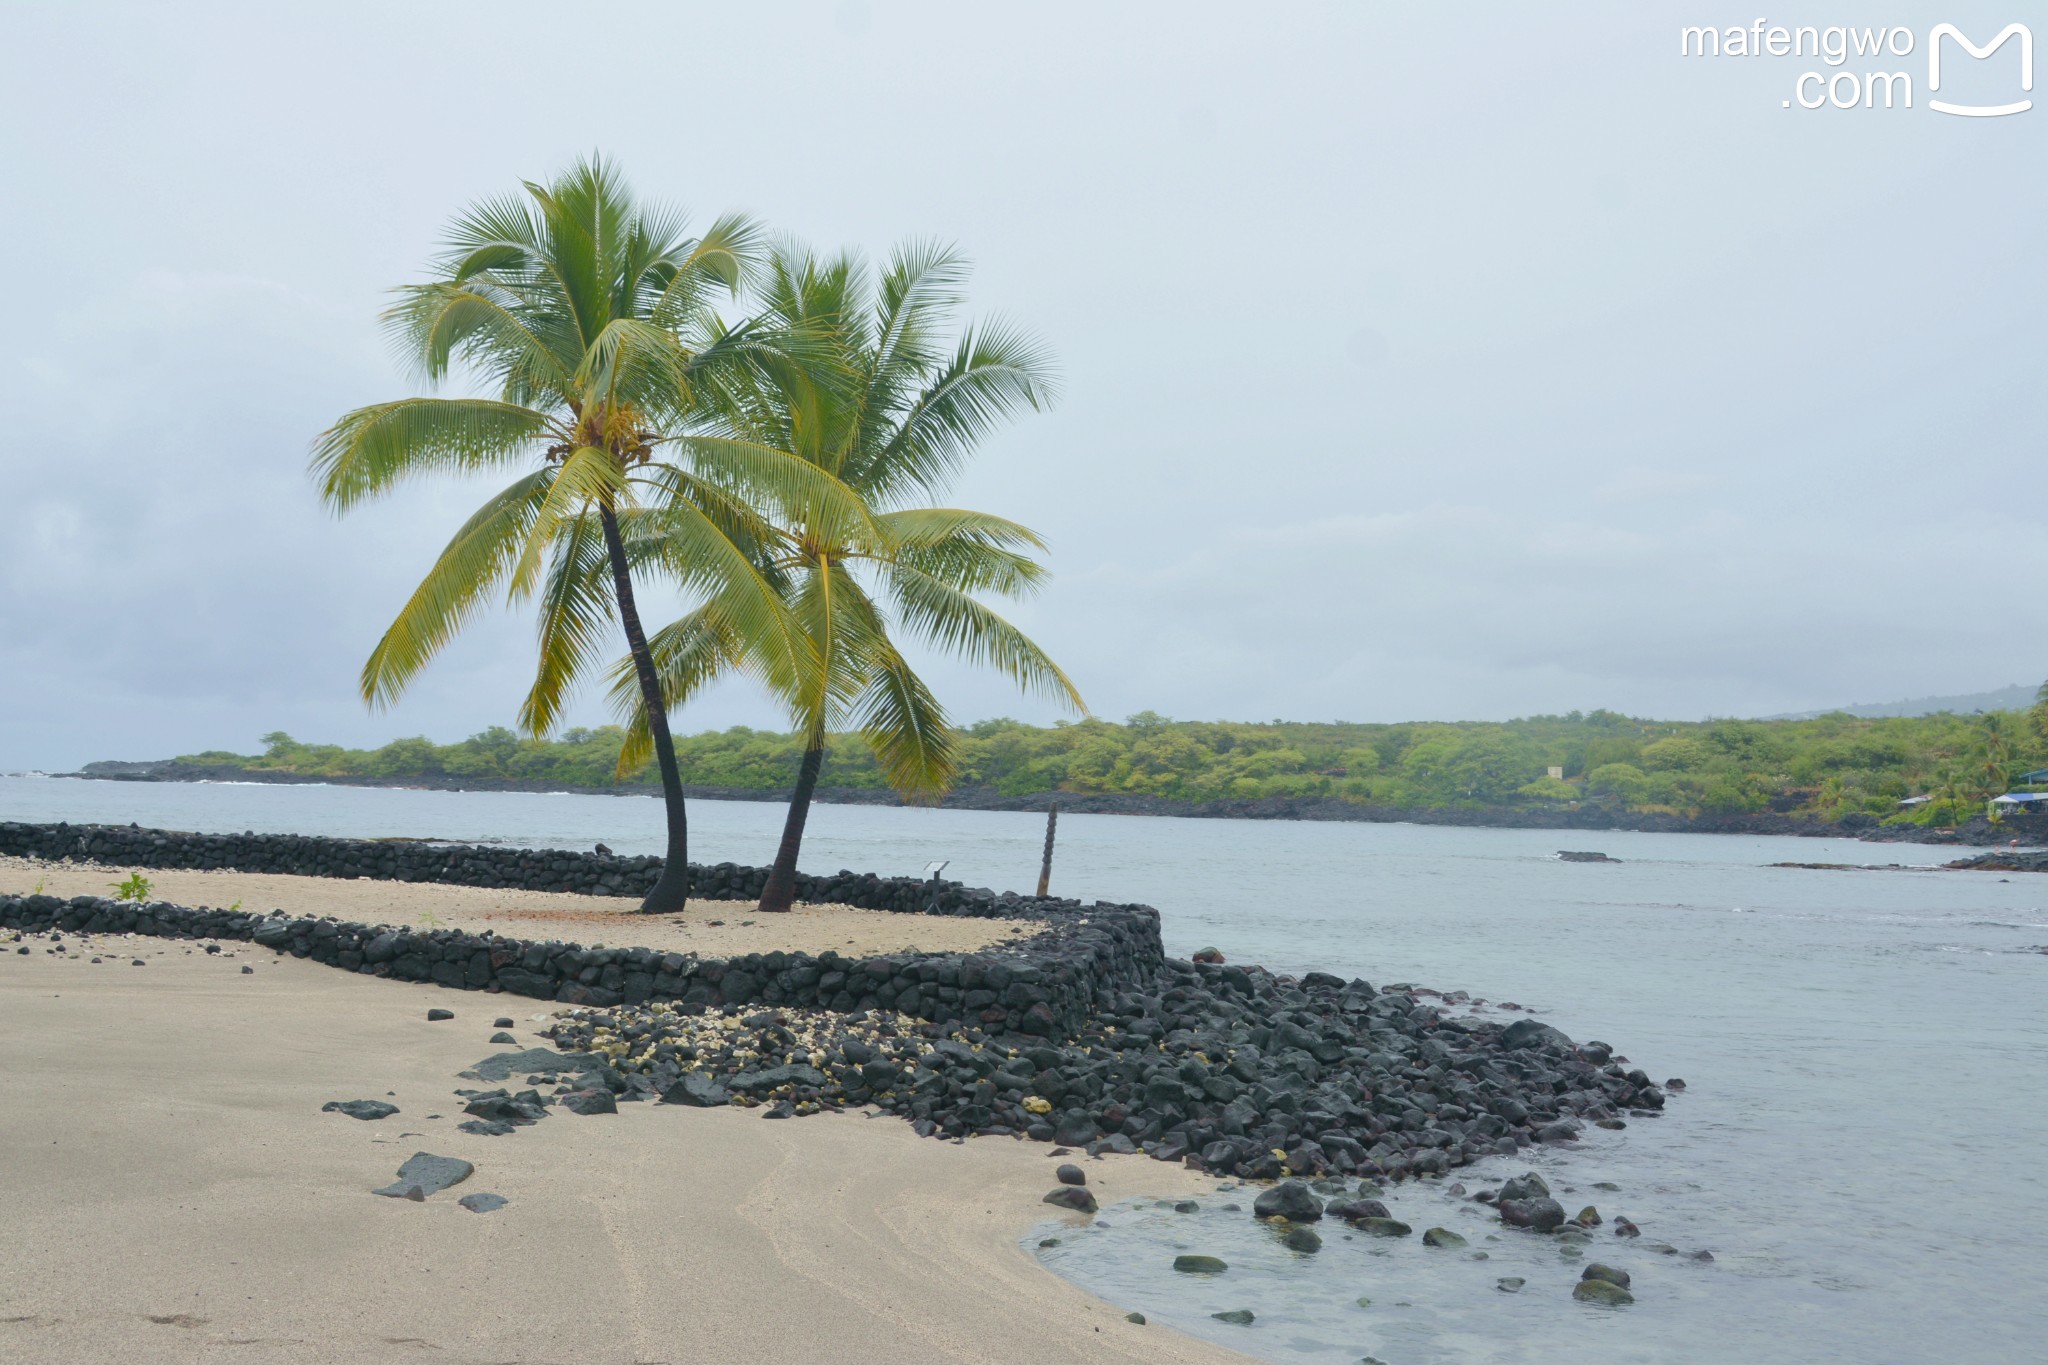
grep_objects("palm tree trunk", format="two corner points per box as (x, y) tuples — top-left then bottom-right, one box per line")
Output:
(597, 503), (690, 914)
(757, 732), (825, 913)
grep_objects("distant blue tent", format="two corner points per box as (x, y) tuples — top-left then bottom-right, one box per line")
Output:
(1991, 792), (2048, 805)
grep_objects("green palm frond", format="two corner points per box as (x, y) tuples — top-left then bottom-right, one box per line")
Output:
(888, 561), (1085, 711)
(507, 445), (627, 599)
(311, 398), (552, 512)
(358, 469), (554, 708)
(518, 509), (615, 737)
(609, 603), (753, 775)
(625, 239), (1079, 818)
(852, 637), (956, 799)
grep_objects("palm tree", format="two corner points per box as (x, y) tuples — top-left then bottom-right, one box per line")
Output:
(310, 158), (858, 913)
(617, 243), (1086, 912)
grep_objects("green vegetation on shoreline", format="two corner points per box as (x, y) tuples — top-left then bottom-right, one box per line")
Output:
(175, 701), (2048, 829)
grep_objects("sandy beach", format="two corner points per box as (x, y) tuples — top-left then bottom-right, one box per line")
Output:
(0, 930), (1250, 1365)
(0, 858), (1039, 958)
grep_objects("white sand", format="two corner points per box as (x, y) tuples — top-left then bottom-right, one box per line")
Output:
(0, 857), (1039, 958)
(0, 931), (1251, 1365)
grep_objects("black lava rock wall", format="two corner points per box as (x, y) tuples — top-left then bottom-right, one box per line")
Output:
(0, 822), (1164, 1037)
(2, 819), (1043, 914)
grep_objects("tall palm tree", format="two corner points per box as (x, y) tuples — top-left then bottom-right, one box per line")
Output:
(617, 243), (1086, 912)
(310, 158), (858, 912)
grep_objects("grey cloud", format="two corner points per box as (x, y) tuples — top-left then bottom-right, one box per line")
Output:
(1, 1), (2043, 769)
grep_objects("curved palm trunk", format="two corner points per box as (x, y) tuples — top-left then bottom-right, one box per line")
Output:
(598, 503), (690, 913)
(757, 731), (826, 913)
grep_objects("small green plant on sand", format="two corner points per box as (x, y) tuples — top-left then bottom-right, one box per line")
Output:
(110, 872), (154, 903)
(227, 899), (242, 913)
(30, 876), (44, 896)
(417, 910), (445, 928)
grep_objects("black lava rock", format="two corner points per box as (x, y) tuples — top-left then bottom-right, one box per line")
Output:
(372, 1153), (473, 1199)
(458, 1119), (517, 1137)
(322, 1099), (398, 1121)
(1043, 1186), (1098, 1213)
(559, 1088), (617, 1116)
(659, 1073), (730, 1107)
(1252, 1181), (1323, 1222)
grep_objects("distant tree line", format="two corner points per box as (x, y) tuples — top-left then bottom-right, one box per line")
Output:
(179, 699), (2048, 828)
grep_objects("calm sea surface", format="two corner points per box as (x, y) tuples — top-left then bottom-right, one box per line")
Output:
(3, 775), (2043, 1363)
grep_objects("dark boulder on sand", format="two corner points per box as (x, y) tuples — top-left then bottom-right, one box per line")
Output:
(559, 1088), (617, 1116)
(373, 1153), (473, 1199)
(1043, 1186), (1098, 1213)
(322, 1099), (398, 1121)
(659, 1073), (729, 1107)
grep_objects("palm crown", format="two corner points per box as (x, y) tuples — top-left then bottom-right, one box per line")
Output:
(310, 158), (857, 910)
(619, 241), (1085, 909)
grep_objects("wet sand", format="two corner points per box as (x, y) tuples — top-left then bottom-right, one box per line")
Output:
(0, 933), (1247, 1365)
(0, 857), (1038, 958)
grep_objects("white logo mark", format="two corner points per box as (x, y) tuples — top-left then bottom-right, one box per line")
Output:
(1927, 22), (2032, 116)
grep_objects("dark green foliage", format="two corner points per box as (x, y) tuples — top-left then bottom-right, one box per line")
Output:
(179, 703), (2048, 826)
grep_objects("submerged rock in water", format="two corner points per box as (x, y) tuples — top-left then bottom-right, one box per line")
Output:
(1253, 1180), (1323, 1222)
(1354, 1217), (1413, 1238)
(1498, 1173), (1550, 1203)
(1210, 1309), (1255, 1325)
(1496, 1277), (1526, 1293)
(1581, 1263), (1632, 1289)
(1173, 1254), (1227, 1274)
(1500, 1197), (1566, 1232)
(1281, 1225), (1323, 1253)
(1422, 1227), (1468, 1248)
(1574, 1278), (1634, 1305)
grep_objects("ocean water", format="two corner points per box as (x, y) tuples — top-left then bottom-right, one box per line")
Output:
(3, 775), (2043, 1362)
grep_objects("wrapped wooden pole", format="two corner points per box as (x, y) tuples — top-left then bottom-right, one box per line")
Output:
(1036, 802), (1059, 897)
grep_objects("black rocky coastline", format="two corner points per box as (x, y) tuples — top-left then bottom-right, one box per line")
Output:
(57, 760), (2044, 845)
(1, 819), (1673, 1183)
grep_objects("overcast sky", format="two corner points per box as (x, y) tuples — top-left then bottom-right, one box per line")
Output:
(3, 1), (2044, 769)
